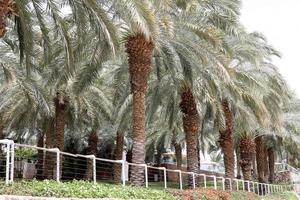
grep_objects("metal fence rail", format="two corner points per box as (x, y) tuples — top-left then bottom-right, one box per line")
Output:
(0, 139), (294, 196)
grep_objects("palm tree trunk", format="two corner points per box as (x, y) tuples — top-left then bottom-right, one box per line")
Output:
(155, 144), (163, 166)
(0, 0), (17, 38)
(126, 34), (154, 186)
(180, 85), (200, 187)
(255, 136), (265, 182)
(114, 129), (124, 183)
(54, 94), (68, 151)
(219, 99), (234, 189)
(240, 137), (255, 190)
(252, 155), (257, 179)
(44, 118), (55, 179)
(236, 146), (241, 179)
(36, 133), (44, 180)
(197, 139), (201, 169)
(85, 130), (98, 180)
(174, 143), (182, 169)
(268, 148), (275, 183)
(0, 119), (4, 156)
(263, 145), (269, 181)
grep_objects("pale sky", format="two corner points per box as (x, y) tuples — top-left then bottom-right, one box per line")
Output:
(241, 0), (300, 98)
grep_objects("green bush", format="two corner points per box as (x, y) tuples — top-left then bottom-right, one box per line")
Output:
(0, 180), (176, 200)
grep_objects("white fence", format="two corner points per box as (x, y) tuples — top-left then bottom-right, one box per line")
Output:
(0, 139), (294, 196)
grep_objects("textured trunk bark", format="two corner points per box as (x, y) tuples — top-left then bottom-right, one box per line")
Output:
(268, 148), (275, 183)
(114, 129), (124, 183)
(219, 99), (234, 189)
(44, 118), (55, 179)
(126, 34), (154, 186)
(255, 136), (265, 182)
(240, 137), (255, 190)
(174, 143), (182, 169)
(197, 139), (201, 169)
(236, 147), (241, 179)
(155, 147), (163, 166)
(54, 94), (67, 151)
(0, 0), (17, 38)
(180, 85), (200, 187)
(85, 131), (98, 180)
(0, 120), (4, 155)
(252, 155), (257, 179)
(263, 145), (269, 181)
(36, 133), (44, 180)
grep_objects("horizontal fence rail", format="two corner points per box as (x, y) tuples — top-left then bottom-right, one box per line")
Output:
(0, 139), (295, 196)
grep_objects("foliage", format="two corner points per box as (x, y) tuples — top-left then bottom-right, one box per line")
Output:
(14, 148), (37, 159)
(0, 180), (176, 200)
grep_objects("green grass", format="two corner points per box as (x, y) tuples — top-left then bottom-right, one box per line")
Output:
(0, 180), (176, 200)
(0, 180), (298, 200)
(231, 191), (298, 200)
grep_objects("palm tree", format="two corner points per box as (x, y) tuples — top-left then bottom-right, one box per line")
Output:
(239, 135), (256, 182)
(255, 135), (265, 182)
(179, 83), (200, 183)
(85, 130), (98, 180)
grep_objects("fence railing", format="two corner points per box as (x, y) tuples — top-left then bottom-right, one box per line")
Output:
(275, 162), (300, 174)
(0, 139), (294, 196)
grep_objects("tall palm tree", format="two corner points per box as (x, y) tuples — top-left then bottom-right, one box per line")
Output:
(179, 83), (200, 183)
(85, 130), (98, 180)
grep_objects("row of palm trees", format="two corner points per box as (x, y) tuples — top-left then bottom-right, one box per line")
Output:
(0, 0), (299, 189)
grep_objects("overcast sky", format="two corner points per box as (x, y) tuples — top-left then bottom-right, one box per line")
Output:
(241, 0), (300, 98)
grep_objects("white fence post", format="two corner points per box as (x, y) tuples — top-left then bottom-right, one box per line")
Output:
(5, 142), (10, 185)
(162, 167), (167, 189)
(257, 183), (260, 195)
(144, 164), (148, 188)
(55, 148), (60, 182)
(192, 172), (196, 189)
(121, 160), (126, 186)
(92, 155), (96, 184)
(175, 170), (182, 190)
(247, 181), (250, 192)
(235, 179), (239, 191)
(242, 180), (245, 191)
(203, 174), (207, 188)
(10, 142), (14, 183)
(222, 177), (225, 190)
(214, 176), (217, 190)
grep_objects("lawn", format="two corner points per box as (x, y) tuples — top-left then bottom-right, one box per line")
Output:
(0, 180), (298, 200)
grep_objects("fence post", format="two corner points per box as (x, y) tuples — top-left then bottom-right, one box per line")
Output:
(10, 142), (14, 183)
(163, 168), (167, 189)
(55, 148), (60, 182)
(92, 155), (96, 184)
(252, 181), (255, 193)
(236, 179), (239, 191)
(144, 164), (148, 188)
(121, 160), (126, 186)
(213, 176), (217, 190)
(247, 181), (250, 192)
(5, 142), (10, 185)
(242, 180), (245, 191)
(175, 170), (182, 190)
(192, 172), (196, 189)
(222, 177), (225, 190)
(257, 183), (260, 195)
(204, 174), (207, 188)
